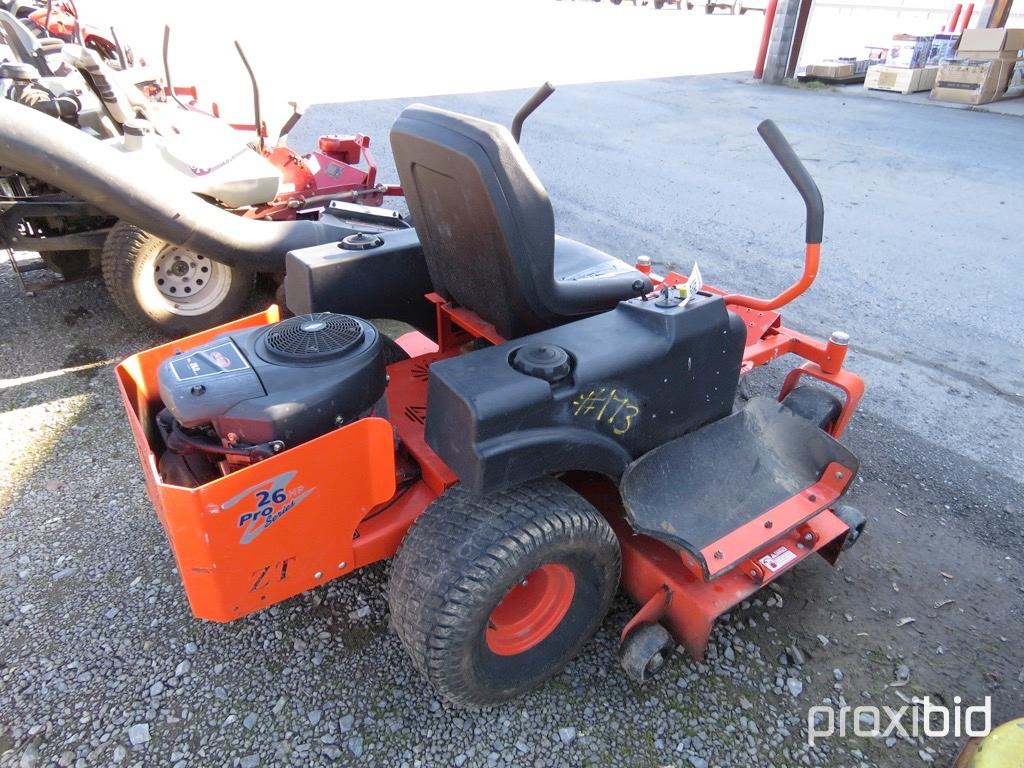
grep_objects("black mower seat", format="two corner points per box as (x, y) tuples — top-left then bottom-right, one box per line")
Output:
(620, 397), (859, 576)
(390, 105), (652, 339)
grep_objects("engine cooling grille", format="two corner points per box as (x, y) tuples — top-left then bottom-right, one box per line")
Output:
(262, 313), (363, 362)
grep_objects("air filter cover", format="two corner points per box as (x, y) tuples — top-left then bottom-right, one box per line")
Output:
(260, 312), (364, 363)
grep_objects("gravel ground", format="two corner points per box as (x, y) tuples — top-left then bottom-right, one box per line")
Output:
(2, 75), (1023, 768)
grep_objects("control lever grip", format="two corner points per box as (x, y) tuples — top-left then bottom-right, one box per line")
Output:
(757, 119), (823, 245)
(511, 81), (555, 143)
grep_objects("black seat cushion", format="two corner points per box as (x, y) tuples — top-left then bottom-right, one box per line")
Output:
(391, 105), (651, 338)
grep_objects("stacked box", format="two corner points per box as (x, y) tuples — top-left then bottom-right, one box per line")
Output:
(804, 58), (872, 79)
(888, 34), (933, 69)
(927, 34), (960, 66)
(931, 28), (1024, 105)
(865, 66), (938, 94)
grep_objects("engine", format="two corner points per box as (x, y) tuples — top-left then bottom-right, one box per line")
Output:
(156, 313), (386, 486)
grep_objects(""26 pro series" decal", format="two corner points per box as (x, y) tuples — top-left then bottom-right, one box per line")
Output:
(220, 471), (316, 545)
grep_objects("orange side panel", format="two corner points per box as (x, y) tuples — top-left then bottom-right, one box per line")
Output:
(115, 308), (397, 622)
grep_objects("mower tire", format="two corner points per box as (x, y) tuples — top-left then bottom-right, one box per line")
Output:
(389, 478), (620, 707)
(835, 505), (867, 549)
(41, 249), (102, 280)
(781, 385), (842, 431)
(620, 622), (675, 684)
(101, 221), (255, 336)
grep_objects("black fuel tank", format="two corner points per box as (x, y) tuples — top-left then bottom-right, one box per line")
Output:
(425, 293), (746, 494)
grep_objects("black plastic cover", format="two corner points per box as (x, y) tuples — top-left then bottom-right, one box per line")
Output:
(425, 293), (746, 494)
(284, 228), (435, 336)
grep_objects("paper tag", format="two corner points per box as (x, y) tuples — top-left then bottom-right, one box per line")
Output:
(679, 262), (703, 307)
(759, 546), (797, 573)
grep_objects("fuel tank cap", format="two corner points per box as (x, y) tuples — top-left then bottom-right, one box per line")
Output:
(339, 232), (384, 251)
(511, 344), (571, 382)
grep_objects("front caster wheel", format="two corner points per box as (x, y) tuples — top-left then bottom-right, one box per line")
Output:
(836, 505), (867, 550)
(389, 479), (620, 707)
(620, 622), (675, 684)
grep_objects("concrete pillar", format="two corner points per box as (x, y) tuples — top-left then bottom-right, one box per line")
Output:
(762, 0), (801, 84)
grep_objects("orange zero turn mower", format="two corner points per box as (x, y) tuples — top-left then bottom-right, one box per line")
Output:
(117, 86), (867, 706)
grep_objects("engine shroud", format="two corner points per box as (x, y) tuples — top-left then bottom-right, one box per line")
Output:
(157, 313), (385, 448)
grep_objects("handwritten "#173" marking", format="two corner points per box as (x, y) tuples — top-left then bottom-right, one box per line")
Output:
(571, 388), (640, 435)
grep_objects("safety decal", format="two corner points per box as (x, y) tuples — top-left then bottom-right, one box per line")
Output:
(221, 471), (316, 545)
(169, 340), (249, 381)
(759, 545), (797, 573)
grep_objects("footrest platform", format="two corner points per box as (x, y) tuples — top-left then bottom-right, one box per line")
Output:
(620, 397), (859, 579)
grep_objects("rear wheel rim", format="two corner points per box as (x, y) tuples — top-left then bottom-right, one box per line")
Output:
(486, 563), (575, 656)
(150, 245), (231, 316)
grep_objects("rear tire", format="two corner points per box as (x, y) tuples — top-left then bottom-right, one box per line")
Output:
(389, 478), (620, 707)
(101, 221), (255, 335)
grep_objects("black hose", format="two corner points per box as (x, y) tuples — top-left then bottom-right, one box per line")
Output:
(0, 98), (347, 270)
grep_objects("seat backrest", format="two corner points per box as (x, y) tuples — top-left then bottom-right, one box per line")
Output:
(390, 105), (558, 338)
(0, 10), (48, 75)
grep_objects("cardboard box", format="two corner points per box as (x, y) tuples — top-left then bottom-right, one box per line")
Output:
(930, 57), (1024, 104)
(805, 58), (871, 79)
(888, 35), (933, 69)
(956, 28), (1024, 60)
(927, 33), (960, 66)
(865, 65), (938, 94)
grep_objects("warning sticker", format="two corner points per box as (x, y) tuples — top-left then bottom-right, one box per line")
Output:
(169, 341), (250, 381)
(759, 546), (798, 573)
